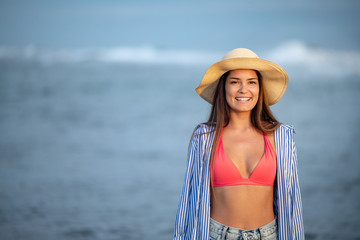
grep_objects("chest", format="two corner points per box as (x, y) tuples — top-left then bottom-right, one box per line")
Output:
(222, 134), (265, 178)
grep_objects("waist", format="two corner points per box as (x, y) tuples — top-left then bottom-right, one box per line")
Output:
(211, 185), (274, 229)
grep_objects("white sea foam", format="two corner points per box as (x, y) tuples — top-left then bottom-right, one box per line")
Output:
(264, 40), (360, 77)
(0, 45), (219, 66)
(0, 41), (359, 76)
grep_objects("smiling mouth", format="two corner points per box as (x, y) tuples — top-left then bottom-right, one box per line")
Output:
(235, 97), (251, 102)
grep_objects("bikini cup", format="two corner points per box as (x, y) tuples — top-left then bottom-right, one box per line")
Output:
(212, 131), (277, 187)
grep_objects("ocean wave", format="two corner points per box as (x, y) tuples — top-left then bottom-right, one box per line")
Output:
(1, 41), (359, 76)
(265, 40), (360, 77)
(0, 45), (219, 66)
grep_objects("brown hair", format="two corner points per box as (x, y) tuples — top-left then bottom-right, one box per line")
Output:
(207, 70), (280, 186)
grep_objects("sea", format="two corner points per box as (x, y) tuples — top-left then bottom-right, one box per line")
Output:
(0, 41), (359, 240)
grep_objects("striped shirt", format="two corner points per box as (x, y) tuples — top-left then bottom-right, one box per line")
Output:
(173, 123), (305, 240)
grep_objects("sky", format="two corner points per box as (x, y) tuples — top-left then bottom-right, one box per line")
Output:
(0, 0), (359, 52)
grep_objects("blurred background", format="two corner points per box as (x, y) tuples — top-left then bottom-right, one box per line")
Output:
(0, 0), (359, 239)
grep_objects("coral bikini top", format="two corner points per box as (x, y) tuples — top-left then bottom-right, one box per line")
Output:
(212, 130), (277, 187)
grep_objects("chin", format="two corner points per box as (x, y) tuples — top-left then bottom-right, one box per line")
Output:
(231, 108), (253, 113)
(230, 105), (256, 113)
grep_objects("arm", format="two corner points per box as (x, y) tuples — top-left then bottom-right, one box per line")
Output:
(173, 126), (200, 240)
(290, 136), (305, 240)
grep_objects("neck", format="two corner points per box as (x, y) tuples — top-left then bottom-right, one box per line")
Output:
(227, 111), (254, 132)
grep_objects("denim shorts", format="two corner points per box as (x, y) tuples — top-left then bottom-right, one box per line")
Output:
(209, 218), (277, 240)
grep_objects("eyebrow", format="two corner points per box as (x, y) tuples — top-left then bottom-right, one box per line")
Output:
(228, 77), (258, 80)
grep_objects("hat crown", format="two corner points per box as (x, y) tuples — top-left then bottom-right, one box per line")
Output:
(222, 48), (259, 60)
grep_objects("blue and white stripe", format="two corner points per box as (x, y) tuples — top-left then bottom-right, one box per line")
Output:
(173, 123), (305, 240)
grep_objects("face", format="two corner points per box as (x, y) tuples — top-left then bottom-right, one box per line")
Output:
(225, 69), (259, 114)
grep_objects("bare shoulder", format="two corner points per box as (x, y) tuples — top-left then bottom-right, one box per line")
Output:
(266, 130), (277, 153)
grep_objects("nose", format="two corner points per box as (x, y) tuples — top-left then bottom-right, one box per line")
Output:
(238, 82), (247, 93)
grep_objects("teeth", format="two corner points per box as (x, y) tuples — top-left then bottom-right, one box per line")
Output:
(236, 97), (250, 101)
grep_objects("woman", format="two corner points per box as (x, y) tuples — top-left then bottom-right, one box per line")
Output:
(173, 48), (304, 240)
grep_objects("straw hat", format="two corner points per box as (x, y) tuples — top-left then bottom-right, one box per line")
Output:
(195, 48), (288, 105)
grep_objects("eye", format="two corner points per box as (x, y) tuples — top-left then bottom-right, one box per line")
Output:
(249, 80), (258, 84)
(229, 80), (238, 84)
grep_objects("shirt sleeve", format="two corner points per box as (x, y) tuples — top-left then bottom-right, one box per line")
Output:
(173, 126), (201, 240)
(290, 133), (305, 240)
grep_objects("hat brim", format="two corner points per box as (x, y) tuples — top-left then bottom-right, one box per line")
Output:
(195, 58), (288, 105)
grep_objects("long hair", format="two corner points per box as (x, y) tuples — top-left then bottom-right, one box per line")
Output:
(208, 70), (280, 186)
